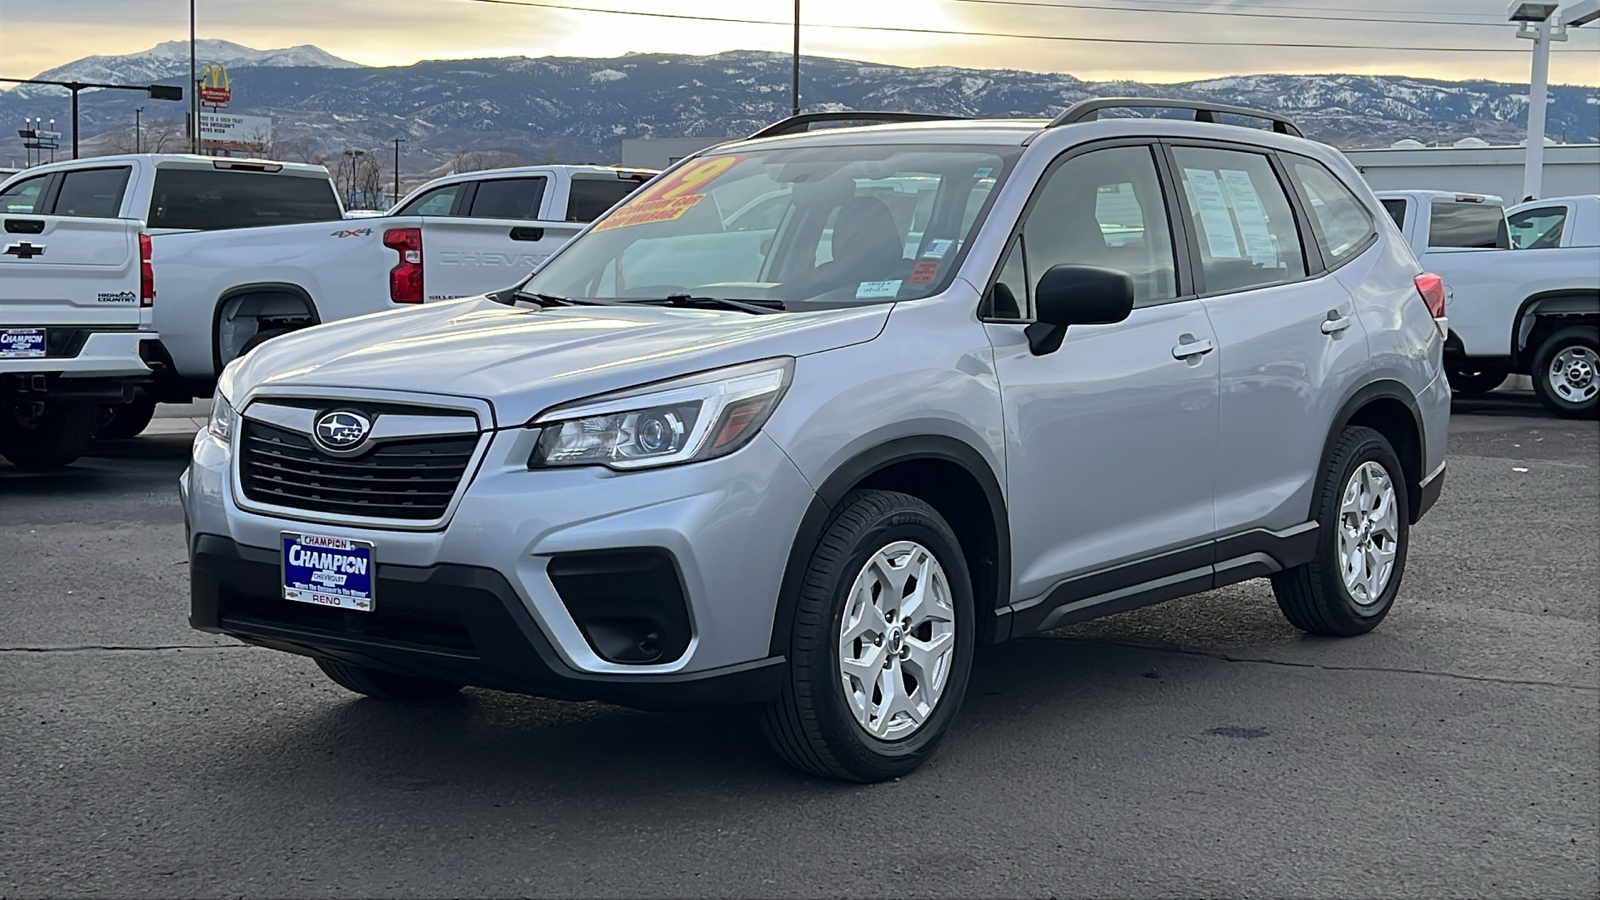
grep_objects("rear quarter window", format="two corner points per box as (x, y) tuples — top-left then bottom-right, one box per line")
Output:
(148, 169), (342, 230)
(1428, 201), (1509, 249)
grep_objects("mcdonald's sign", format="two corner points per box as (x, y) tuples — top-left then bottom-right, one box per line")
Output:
(199, 64), (231, 107)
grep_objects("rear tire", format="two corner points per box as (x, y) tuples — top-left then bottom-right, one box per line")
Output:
(315, 658), (462, 702)
(0, 400), (97, 470)
(1446, 363), (1508, 396)
(761, 490), (975, 782)
(1531, 327), (1599, 419)
(1272, 426), (1409, 637)
(95, 397), (157, 440)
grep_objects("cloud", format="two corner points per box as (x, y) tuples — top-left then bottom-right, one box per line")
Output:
(2, 0), (1596, 85)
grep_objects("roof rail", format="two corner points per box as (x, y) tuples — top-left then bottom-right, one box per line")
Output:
(746, 111), (967, 141)
(1050, 98), (1304, 138)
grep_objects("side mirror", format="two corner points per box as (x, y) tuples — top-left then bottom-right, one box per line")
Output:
(1025, 264), (1136, 355)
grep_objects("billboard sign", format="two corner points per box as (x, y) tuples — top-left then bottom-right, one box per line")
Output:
(198, 112), (270, 147)
(199, 64), (231, 107)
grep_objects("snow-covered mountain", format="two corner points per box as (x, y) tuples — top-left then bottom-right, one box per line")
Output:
(2, 45), (1594, 168)
(14, 40), (360, 96)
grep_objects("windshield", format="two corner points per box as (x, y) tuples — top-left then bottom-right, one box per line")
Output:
(521, 144), (1018, 307)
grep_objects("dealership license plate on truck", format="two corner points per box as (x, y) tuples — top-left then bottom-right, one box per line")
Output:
(282, 533), (375, 612)
(0, 328), (45, 358)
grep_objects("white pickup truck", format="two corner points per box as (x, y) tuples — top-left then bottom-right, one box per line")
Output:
(1376, 190), (1600, 418)
(0, 156), (654, 461)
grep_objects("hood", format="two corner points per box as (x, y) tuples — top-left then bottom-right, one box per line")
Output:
(229, 296), (889, 425)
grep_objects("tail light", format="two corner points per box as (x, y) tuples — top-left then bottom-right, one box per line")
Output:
(1415, 273), (1446, 318)
(139, 233), (155, 307)
(383, 227), (424, 303)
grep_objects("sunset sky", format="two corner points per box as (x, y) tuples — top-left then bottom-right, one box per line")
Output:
(3, 0), (1598, 85)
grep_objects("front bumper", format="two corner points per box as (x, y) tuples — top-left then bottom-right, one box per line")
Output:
(183, 418), (816, 704)
(188, 535), (784, 709)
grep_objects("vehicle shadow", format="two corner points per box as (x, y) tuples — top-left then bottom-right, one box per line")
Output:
(203, 635), (1224, 807)
(0, 433), (191, 495)
(1450, 389), (1552, 419)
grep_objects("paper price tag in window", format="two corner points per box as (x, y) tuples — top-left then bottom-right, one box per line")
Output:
(1183, 168), (1243, 260)
(856, 280), (902, 299)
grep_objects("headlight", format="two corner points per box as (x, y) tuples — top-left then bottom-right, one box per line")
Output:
(208, 391), (237, 443)
(530, 358), (792, 470)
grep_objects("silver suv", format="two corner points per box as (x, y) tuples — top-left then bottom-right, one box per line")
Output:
(183, 100), (1450, 782)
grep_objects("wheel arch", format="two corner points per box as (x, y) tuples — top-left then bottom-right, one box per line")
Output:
(769, 435), (1011, 657)
(210, 282), (322, 374)
(1512, 289), (1600, 368)
(1322, 380), (1427, 524)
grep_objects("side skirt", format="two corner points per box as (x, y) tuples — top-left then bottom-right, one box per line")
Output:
(1000, 521), (1319, 639)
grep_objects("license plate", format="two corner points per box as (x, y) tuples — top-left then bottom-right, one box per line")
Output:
(0, 328), (45, 359)
(282, 533), (375, 612)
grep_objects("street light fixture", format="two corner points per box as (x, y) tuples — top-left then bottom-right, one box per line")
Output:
(1511, 1), (1598, 200)
(0, 77), (184, 158)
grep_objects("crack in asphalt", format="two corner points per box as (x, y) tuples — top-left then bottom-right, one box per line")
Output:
(1044, 637), (1600, 692)
(0, 644), (250, 653)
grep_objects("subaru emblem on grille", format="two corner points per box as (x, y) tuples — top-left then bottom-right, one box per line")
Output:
(313, 410), (373, 452)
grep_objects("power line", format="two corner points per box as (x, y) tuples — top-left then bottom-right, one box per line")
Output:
(1027, 0), (1507, 18)
(950, 0), (1522, 29)
(457, 0), (1595, 53)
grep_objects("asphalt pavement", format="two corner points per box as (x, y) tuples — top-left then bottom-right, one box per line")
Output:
(2, 391), (1596, 898)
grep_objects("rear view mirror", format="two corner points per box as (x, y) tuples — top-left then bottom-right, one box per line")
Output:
(1026, 264), (1135, 355)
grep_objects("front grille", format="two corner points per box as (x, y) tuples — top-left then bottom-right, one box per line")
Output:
(239, 420), (477, 521)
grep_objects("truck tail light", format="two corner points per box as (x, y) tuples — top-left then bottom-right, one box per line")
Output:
(1415, 273), (1446, 318)
(383, 227), (424, 303)
(139, 233), (155, 307)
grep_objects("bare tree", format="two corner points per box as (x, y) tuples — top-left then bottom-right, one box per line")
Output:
(447, 149), (522, 173)
(333, 149), (386, 209)
(538, 144), (561, 165)
(105, 117), (184, 153)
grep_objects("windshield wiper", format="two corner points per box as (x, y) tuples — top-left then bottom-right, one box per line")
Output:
(503, 289), (623, 308)
(645, 294), (785, 314)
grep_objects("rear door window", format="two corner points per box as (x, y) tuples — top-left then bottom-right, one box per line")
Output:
(147, 168), (342, 230)
(567, 177), (646, 223)
(52, 167), (132, 218)
(1172, 146), (1307, 294)
(467, 177), (547, 219)
(395, 184), (462, 216)
(1507, 205), (1568, 250)
(0, 174), (51, 214)
(1290, 159), (1375, 263)
(1428, 200), (1509, 249)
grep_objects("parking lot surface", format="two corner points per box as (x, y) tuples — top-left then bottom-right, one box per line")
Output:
(2, 392), (1596, 898)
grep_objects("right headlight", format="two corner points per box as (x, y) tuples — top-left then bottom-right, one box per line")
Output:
(529, 358), (793, 470)
(208, 390), (237, 443)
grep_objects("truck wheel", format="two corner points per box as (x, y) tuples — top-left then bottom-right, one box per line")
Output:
(240, 326), (294, 357)
(1531, 327), (1599, 419)
(0, 400), (97, 470)
(1446, 363), (1508, 396)
(761, 490), (974, 782)
(1272, 426), (1409, 637)
(95, 397), (157, 440)
(314, 658), (462, 702)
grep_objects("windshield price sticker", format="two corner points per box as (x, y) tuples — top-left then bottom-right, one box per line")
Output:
(922, 239), (953, 259)
(282, 533), (375, 612)
(910, 260), (941, 284)
(856, 280), (902, 299)
(593, 154), (744, 232)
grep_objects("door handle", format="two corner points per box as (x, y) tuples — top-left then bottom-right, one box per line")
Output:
(1321, 314), (1352, 335)
(509, 226), (545, 242)
(1171, 336), (1215, 360)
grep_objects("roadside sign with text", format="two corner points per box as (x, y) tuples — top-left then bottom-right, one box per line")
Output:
(199, 63), (231, 108)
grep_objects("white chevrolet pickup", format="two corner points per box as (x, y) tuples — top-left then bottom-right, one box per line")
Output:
(1376, 190), (1600, 418)
(0, 157), (655, 456)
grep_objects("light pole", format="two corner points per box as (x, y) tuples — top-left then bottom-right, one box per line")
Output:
(792, 0), (801, 116)
(135, 106), (144, 153)
(190, 0), (199, 153)
(342, 148), (366, 207)
(392, 137), (406, 206)
(1509, 1), (1600, 200)
(0, 78), (182, 159)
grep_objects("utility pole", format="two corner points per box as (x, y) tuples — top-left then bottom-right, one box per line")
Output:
(190, 0), (199, 153)
(791, 0), (801, 117)
(392, 137), (406, 206)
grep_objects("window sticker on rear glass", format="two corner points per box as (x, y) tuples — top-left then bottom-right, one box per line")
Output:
(922, 239), (953, 259)
(856, 280), (902, 299)
(1219, 169), (1278, 265)
(1183, 168), (1243, 260)
(591, 155), (743, 232)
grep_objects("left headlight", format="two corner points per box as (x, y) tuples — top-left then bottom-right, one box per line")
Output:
(530, 358), (793, 470)
(208, 390), (237, 443)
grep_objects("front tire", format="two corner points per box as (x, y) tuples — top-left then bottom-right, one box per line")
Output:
(762, 490), (975, 782)
(1531, 327), (1599, 419)
(1272, 427), (1409, 637)
(0, 400), (97, 470)
(315, 658), (462, 702)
